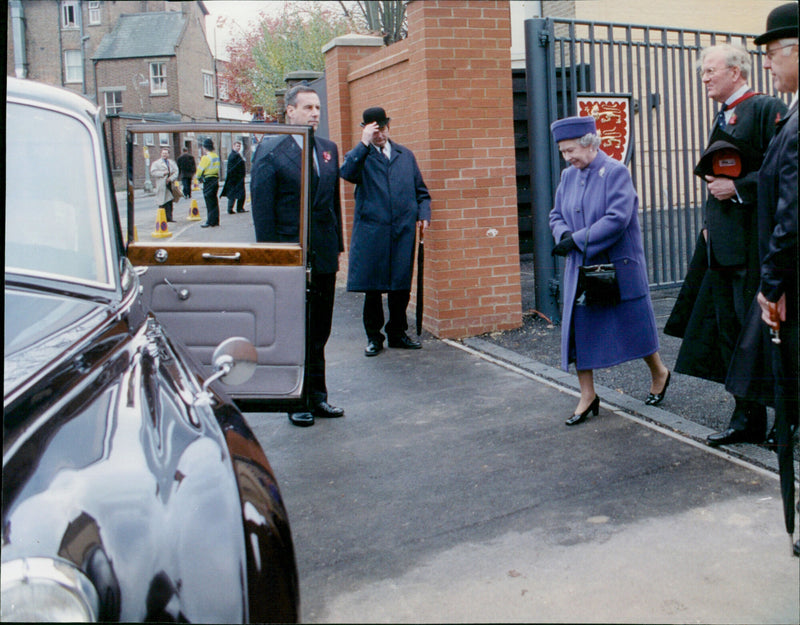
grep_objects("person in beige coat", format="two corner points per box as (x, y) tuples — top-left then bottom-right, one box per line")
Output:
(150, 146), (179, 222)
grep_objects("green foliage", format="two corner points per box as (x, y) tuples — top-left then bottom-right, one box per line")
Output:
(221, 3), (354, 117)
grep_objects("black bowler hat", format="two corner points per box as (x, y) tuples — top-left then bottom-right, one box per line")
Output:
(360, 107), (390, 127)
(754, 3), (798, 45)
(694, 127), (763, 180)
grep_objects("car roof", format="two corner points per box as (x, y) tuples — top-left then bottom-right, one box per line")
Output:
(7, 77), (100, 119)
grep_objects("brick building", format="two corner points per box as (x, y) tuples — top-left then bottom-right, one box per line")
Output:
(7, 0), (217, 185)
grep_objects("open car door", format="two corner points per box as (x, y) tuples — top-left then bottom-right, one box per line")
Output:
(124, 122), (312, 411)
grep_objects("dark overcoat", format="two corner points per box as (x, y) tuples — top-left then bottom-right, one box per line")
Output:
(549, 150), (658, 372)
(726, 102), (798, 402)
(250, 134), (343, 274)
(220, 150), (246, 201)
(341, 140), (431, 292)
(664, 93), (786, 381)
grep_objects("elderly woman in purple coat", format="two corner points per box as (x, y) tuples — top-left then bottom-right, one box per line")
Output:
(549, 116), (671, 425)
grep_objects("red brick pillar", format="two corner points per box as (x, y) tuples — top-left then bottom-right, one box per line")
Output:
(325, 1), (522, 339)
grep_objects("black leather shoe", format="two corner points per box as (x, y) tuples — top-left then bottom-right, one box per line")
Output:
(200, 222), (218, 228)
(288, 412), (314, 427)
(565, 395), (600, 426)
(388, 334), (422, 349)
(313, 401), (344, 418)
(227, 210), (235, 214)
(645, 370), (670, 406)
(706, 428), (762, 447)
(237, 209), (248, 213)
(365, 340), (383, 357)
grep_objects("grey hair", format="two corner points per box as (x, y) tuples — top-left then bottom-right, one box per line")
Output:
(697, 43), (751, 81)
(285, 84), (318, 108)
(578, 133), (602, 149)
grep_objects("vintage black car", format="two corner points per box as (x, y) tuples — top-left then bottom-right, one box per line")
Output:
(3, 78), (302, 621)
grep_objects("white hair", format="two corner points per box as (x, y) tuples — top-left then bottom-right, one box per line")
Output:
(578, 133), (602, 149)
(773, 38), (799, 56)
(698, 43), (751, 81)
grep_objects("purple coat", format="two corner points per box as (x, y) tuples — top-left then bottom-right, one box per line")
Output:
(549, 150), (658, 371)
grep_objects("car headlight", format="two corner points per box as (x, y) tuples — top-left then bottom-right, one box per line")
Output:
(1, 557), (99, 622)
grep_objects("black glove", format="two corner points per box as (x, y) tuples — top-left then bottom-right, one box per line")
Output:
(551, 232), (577, 256)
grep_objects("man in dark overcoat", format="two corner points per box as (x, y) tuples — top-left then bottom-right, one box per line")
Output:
(176, 147), (196, 199)
(665, 43), (787, 447)
(250, 85), (345, 428)
(220, 140), (247, 214)
(341, 107), (432, 357)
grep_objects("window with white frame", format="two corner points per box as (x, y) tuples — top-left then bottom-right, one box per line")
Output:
(150, 62), (167, 94)
(64, 50), (82, 83)
(203, 71), (214, 98)
(159, 133), (170, 146)
(88, 1), (101, 25)
(103, 91), (123, 115)
(144, 133), (154, 146)
(61, 1), (78, 28)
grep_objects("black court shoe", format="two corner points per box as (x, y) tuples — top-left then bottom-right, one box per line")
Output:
(645, 371), (671, 406)
(565, 395), (600, 426)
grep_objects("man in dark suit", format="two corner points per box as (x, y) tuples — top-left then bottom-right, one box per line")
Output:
(220, 140), (247, 214)
(250, 85), (345, 427)
(666, 43), (787, 447)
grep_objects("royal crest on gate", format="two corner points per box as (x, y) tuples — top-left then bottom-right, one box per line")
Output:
(577, 93), (634, 164)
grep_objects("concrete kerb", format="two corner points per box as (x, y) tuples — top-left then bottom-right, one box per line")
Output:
(460, 336), (791, 478)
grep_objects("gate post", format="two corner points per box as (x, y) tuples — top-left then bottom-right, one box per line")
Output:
(525, 18), (561, 323)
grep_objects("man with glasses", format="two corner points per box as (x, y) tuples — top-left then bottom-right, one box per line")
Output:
(666, 43), (786, 447)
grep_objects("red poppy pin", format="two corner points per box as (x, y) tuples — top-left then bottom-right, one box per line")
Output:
(322, 151), (332, 163)
(776, 112), (782, 124)
(728, 113), (737, 126)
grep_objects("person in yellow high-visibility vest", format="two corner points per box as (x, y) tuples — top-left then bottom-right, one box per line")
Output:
(196, 138), (220, 227)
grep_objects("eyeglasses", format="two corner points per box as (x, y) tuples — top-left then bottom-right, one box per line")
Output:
(764, 43), (797, 60)
(699, 66), (732, 78)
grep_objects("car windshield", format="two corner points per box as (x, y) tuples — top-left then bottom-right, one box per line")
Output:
(5, 102), (111, 287)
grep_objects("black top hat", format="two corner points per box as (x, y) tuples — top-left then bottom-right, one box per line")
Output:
(694, 127), (763, 180)
(360, 107), (391, 127)
(203, 138), (215, 150)
(754, 3), (799, 45)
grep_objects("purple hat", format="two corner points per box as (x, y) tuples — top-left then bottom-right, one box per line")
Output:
(550, 115), (597, 143)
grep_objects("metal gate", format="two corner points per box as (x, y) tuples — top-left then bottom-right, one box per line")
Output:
(523, 17), (790, 320)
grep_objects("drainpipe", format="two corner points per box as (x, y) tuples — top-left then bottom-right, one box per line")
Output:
(10, 0), (27, 78)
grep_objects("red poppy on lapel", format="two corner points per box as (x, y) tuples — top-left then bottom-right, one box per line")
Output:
(322, 151), (332, 163)
(728, 113), (737, 126)
(776, 112), (782, 124)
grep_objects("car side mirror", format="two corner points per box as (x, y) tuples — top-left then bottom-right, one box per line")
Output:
(194, 337), (257, 405)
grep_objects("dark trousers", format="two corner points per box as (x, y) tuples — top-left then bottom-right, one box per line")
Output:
(202, 178), (219, 225)
(159, 200), (173, 222)
(180, 175), (193, 198)
(307, 272), (336, 405)
(363, 290), (410, 342)
(709, 267), (767, 434)
(227, 195), (245, 213)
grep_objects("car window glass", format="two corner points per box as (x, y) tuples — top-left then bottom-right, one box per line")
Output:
(5, 103), (110, 286)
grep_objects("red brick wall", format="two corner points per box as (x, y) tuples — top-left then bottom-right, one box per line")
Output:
(325, 0), (522, 339)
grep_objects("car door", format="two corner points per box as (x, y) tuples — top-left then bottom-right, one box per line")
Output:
(124, 122), (312, 410)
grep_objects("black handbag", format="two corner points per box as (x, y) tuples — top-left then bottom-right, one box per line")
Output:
(576, 227), (621, 307)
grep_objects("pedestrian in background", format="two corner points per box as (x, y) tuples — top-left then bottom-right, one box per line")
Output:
(196, 138), (220, 228)
(250, 85), (345, 427)
(341, 107), (431, 357)
(150, 146), (178, 222)
(549, 115), (670, 426)
(665, 43), (787, 448)
(221, 140), (247, 214)
(176, 147), (196, 199)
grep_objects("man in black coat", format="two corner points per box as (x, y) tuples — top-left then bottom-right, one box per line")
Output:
(665, 43), (787, 447)
(176, 148), (196, 199)
(220, 140), (247, 214)
(250, 85), (345, 427)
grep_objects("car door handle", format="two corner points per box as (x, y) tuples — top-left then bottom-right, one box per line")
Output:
(202, 252), (241, 261)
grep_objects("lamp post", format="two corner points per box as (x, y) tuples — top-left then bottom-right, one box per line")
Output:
(133, 73), (153, 192)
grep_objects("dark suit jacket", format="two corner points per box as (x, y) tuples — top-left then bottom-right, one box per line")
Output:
(220, 150), (246, 200)
(704, 93), (786, 268)
(250, 133), (344, 274)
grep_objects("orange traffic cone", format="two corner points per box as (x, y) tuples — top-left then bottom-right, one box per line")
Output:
(151, 208), (173, 238)
(192, 177), (200, 192)
(187, 198), (202, 221)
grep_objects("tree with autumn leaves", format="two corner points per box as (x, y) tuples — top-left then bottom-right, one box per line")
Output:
(218, 1), (407, 118)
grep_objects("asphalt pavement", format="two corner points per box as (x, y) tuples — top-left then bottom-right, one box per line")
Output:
(247, 284), (799, 624)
